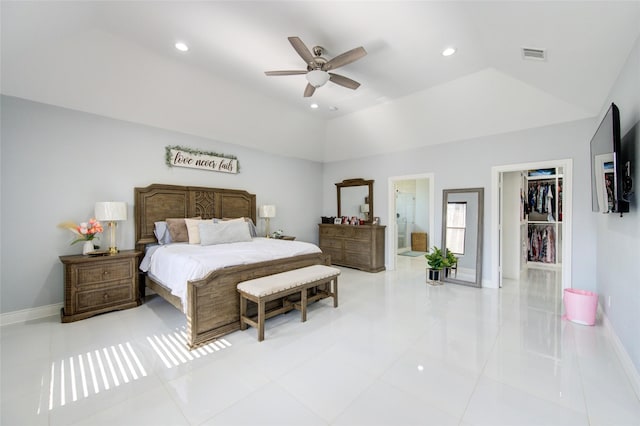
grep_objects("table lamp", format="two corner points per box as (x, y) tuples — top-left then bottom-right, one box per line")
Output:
(95, 201), (127, 254)
(259, 205), (276, 237)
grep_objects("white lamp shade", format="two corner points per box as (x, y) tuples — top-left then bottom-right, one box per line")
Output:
(259, 205), (276, 218)
(360, 204), (370, 213)
(95, 201), (127, 221)
(306, 70), (330, 88)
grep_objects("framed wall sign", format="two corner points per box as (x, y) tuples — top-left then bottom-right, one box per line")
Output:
(166, 145), (239, 174)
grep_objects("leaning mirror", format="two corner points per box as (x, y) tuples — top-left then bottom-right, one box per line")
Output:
(441, 188), (484, 287)
(336, 179), (374, 223)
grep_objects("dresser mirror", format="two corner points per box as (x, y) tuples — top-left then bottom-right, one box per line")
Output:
(441, 187), (484, 287)
(336, 178), (374, 223)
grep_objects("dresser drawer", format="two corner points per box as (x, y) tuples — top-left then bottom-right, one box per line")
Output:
(320, 237), (343, 249)
(343, 251), (371, 267)
(75, 282), (134, 313)
(75, 260), (133, 286)
(321, 247), (343, 262)
(351, 228), (372, 241)
(320, 225), (355, 238)
(344, 239), (369, 252)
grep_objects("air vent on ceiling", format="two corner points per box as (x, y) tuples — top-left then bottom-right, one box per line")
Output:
(522, 47), (546, 61)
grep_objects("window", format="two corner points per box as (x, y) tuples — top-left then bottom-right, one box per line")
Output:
(446, 202), (466, 255)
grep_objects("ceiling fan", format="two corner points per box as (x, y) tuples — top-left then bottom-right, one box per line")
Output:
(265, 36), (367, 97)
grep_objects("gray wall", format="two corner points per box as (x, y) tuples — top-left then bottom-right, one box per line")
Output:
(0, 96), (323, 313)
(596, 35), (640, 373)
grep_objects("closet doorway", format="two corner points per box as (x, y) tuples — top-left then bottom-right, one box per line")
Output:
(491, 159), (573, 289)
(387, 173), (435, 271)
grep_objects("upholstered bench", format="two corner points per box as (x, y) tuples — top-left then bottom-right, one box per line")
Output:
(237, 265), (340, 341)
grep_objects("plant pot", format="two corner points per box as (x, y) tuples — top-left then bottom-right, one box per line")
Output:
(426, 268), (442, 282)
(444, 267), (456, 278)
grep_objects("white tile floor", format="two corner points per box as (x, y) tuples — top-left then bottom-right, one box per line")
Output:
(2, 256), (639, 425)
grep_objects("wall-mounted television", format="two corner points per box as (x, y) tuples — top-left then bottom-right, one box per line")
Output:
(590, 103), (630, 215)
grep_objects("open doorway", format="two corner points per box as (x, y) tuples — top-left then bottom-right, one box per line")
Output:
(387, 173), (435, 271)
(491, 159), (572, 290)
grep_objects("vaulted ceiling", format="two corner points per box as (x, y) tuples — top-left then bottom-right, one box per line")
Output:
(2, 1), (639, 162)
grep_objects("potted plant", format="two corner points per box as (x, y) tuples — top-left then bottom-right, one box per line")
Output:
(444, 249), (458, 278)
(425, 246), (447, 283)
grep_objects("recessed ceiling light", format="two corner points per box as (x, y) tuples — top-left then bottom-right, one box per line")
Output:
(175, 42), (189, 52)
(310, 103), (319, 109)
(442, 47), (456, 57)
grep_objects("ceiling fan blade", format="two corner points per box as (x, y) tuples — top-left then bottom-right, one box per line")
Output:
(288, 36), (315, 67)
(323, 46), (367, 71)
(329, 73), (361, 90)
(303, 83), (316, 97)
(264, 70), (307, 76)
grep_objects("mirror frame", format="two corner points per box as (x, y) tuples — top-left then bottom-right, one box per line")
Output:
(441, 187), (484, 287)
(336, 178), (374, 224)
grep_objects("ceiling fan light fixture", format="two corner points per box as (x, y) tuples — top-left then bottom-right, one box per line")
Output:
(306, 69), (330, 88)
(442, 47), (456, 57)
(175, 42), (189, 52)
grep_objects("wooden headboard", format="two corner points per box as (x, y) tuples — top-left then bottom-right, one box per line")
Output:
(134, 183), (256, 251)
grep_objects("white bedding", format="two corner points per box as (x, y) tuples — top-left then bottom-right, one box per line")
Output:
(140, 237), (322, 309)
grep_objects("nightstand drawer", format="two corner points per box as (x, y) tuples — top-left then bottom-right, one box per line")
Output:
(76, 260), (133, 286)
(76, 283), (133, 313)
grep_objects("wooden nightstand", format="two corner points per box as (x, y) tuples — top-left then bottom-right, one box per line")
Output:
(59, 250), (142, 323)
(279, 235), (296, 241)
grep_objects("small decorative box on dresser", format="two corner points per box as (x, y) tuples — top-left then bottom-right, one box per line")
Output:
(318, 224), (385, 272)
(59, 250), (142, 323)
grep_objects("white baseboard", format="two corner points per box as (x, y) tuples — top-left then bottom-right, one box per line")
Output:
(602, 310), (640, 400)
(0, 303), (62, 326)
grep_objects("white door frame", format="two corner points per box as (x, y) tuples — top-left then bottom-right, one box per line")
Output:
(491, 159), (573, 289)
(387, 173), (435, 271)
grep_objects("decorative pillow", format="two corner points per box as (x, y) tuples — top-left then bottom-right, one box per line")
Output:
(166, 217), (201, 243)
(199, 221), (252, 246)
(185, 218), (208, 244)
(221, 217), (257, 237)
(154, 221), (172, 245)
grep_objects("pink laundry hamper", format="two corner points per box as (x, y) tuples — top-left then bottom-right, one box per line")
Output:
(563, 288), (598, 325)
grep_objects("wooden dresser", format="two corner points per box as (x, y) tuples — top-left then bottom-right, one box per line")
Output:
(318, 224), (385, 272)
(59, 250), (141, 322)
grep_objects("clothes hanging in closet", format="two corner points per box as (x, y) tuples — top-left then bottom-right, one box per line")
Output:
(527, 181), (556, 221)
(528, 225), (556, 263)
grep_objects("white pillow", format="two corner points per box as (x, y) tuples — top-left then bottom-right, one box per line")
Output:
(199, 221), (252, 246)
(185, 218), (207, 244)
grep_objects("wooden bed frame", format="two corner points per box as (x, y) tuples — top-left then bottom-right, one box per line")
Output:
(134, 183), (330, 348)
